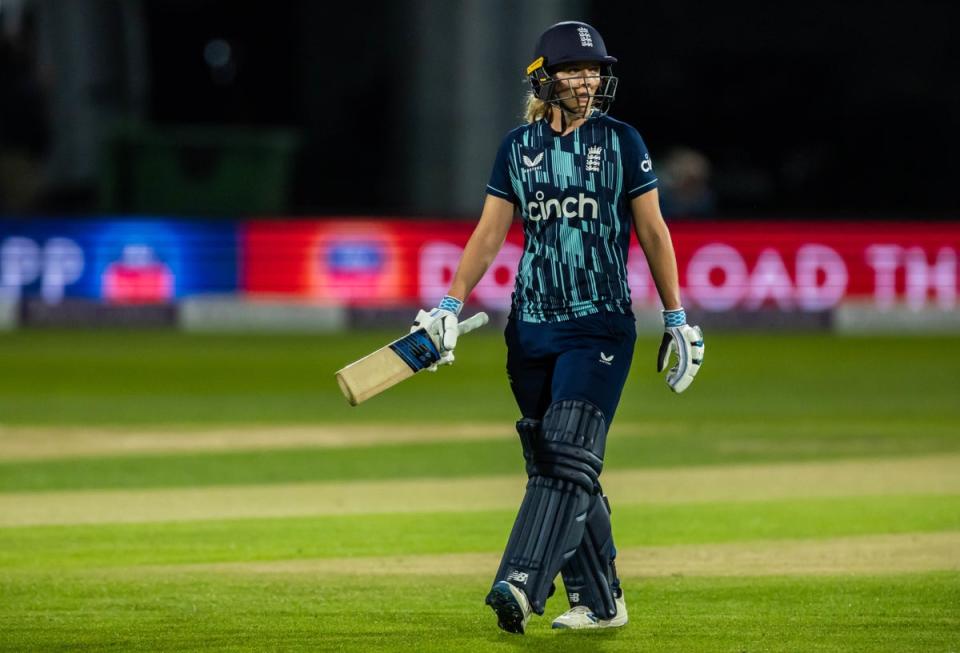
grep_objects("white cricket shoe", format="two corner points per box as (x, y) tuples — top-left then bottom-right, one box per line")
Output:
(551, 592), (628, 629)
(486, 580), (532, 634)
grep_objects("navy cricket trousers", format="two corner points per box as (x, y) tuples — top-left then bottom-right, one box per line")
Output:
(504, 310), (637, 426)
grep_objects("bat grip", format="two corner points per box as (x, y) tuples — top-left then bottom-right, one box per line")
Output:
(457, 311), (489, 336)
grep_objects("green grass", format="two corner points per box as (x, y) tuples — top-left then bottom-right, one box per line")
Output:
(0, 331), (957, 425)
(3, 425), (958, 492)
(1, 494), (958, 570)
(1, 331), (958, 650)
(2, 572), (957, 652)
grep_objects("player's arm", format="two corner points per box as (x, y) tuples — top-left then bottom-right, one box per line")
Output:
(446, 194), (515, 301)
(630, 188), (681, 310)
(631, 188), (704, 393)
(411, 193), (514, 361)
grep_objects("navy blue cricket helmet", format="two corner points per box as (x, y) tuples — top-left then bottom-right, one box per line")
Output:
(527, 21), (619, 115)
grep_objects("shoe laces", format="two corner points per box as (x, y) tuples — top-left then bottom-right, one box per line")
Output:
(566, 605), (593, 616)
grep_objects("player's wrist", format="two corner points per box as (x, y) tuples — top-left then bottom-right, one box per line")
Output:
(662, 307), (686, 328)
(438, 295), (464, 316)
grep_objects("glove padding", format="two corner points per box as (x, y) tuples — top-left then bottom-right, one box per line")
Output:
(657, 324), (704, 393)
(411, 307), (459, 371)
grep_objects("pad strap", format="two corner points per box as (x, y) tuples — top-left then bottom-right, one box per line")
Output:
(515, 418), (540, 478)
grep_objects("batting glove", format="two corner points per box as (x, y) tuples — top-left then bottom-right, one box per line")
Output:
(657, 308), (704, 393)
(411, 295), (463, 371)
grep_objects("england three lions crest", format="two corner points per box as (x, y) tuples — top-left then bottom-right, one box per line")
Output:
(586, 146), (602, 173)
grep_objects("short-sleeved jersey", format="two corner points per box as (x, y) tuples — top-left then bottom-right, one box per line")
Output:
(486, 113), (658, 323)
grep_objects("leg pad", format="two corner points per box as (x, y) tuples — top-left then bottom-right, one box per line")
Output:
(534, 399), (607, 492)
(516, 418), (540, 477)
(560, 491), (619, 619)
(493, 400), (608, 615)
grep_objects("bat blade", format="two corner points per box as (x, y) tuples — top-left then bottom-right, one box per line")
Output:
(336, 329), (440, 406)
(335, 311), (489, 406)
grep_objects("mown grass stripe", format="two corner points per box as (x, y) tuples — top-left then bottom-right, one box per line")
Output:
(1, 332), (959, 428)
(1, 494), (957, 570)
(2, 454), (957, 526)
(1, 429), (958, 493)
(134, 532), (960, 578)
(0, 423), (516, 461)
(2, 418), (956, 462)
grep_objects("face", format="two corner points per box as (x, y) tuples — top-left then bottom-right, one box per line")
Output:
(551, 62), (602, 115)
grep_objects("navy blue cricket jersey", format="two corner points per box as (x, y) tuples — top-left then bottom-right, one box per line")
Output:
(486, 113), (658, 323)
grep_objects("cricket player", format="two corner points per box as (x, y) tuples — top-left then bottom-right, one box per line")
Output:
(413, 21), (704, 633)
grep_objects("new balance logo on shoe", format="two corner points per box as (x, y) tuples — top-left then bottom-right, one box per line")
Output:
(552, 592), (629, 630)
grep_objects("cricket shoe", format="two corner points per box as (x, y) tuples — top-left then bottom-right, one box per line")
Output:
(551, 592), (628, 630)
(485, 580), (532, 634)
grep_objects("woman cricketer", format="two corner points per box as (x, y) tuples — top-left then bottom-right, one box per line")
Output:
(412, 21), (704, 634)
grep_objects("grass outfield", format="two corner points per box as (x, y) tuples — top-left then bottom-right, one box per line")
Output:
(0, 330), (958, 426)
(0, 330), (958, 651)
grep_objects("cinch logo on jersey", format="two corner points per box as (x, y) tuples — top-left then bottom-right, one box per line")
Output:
(527, 190), (599, 221)
(641, 153), (653, 172)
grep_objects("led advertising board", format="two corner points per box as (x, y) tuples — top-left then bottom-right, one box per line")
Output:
(243, 220), (960, 312)
(0, 219), (238, 304)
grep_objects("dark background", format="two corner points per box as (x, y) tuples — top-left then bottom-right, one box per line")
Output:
(2, 0), (958, 218)
(596, 1), (959, 217)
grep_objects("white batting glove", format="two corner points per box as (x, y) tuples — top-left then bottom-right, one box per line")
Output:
(657, 308), (704, 393)
(411, 295), (463, 371)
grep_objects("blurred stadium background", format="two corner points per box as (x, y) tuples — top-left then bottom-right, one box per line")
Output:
(0, 0), (957, 330)
(1, 1), (958, 651)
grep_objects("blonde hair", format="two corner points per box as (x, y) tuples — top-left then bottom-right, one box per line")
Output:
(524, 92), (550, 123)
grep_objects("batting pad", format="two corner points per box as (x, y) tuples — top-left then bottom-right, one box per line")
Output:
(493, 400), (607, 616)
(535, 399), (607, 492)
(559, 492), (619, 620)
(515, 418), (541, 477)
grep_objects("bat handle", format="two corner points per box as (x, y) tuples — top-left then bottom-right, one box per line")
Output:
(457, 311), (489, 336)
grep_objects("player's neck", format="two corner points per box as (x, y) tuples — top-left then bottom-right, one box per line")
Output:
(548, 106), (588, 136)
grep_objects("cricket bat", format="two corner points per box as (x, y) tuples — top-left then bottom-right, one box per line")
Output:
(335, 312), (490, 406)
